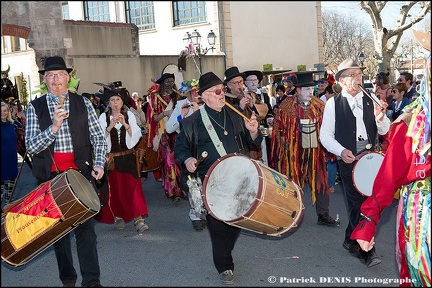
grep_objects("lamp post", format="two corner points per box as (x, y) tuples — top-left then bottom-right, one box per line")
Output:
(183, 29), (216, 75)
(358, 52), (365, 67)
(358, 52), (365, 83)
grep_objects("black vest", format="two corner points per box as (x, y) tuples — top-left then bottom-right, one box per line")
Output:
(31, 93), (92, 180)
(334, 93), (377, 153)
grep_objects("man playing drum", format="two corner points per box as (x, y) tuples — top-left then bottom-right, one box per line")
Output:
(25, 56), (107, 287)
(320, 58), (390, 268)
(174, 72), (262, 285)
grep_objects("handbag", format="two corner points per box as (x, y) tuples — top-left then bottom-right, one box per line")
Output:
(134, 147), (146, 175)
(105, 153), (114, 171)
(300, 119), (318, 149)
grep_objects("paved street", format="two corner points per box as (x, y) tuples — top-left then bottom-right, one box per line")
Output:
(2, 156), (401, 287)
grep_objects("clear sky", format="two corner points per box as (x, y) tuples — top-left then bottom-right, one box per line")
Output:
(321, 1), (427, 40)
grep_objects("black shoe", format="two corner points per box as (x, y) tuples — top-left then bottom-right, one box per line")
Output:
(192, 220), (205, 231)
(317, 212), (340, 227)
(219, 270), (234, 285)
(364, 250), (382, 268)
(343, 241), (363, 259)
(172, 196), (181, 206)
(200, 219), (207, 229)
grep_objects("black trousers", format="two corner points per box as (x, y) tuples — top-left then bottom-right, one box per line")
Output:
(206, 214), (241, 274)
(337, 160), (368, 244)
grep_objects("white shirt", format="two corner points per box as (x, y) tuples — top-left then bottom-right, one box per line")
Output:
(320, 95), (327, 103)
(165, 98), (195, 134)
(320, 90), (391, 157)
(98, 110), (141, 152)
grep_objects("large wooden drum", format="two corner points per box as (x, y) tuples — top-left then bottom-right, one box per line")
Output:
(1, 169), (100, 267)
(202, 153), (304, 237)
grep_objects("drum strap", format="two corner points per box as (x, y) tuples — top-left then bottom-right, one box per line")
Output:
(200, 107), (227, 157)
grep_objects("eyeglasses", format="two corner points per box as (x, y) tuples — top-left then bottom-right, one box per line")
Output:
(246, 79), (259, 83)
(391, 89), (398, 93)
(45, 73), (68, 79)
(207, 87), (227, 95)
(228, 80), (244, 86)
(341, 72), (362, 78)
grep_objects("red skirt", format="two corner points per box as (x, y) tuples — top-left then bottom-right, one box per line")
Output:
(95, 168), (149, 224)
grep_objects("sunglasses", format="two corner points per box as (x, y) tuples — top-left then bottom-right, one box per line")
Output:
(207, 87), (227, 95)
(318, 80), (326, 84)
(391, 89), (398, 93)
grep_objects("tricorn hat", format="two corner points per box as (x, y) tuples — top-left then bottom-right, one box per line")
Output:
(156, 73), (175, 84)
(294, 72), (317, 88)
(38, 56), (73, 75)
(198, 72), (223, 95)
(335, 59), (365, 81)
(243, 70), (263, 83)
(224, 66), (246, 83)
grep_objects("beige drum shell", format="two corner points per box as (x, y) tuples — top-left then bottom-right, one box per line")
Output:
(202, 153), (304, 237)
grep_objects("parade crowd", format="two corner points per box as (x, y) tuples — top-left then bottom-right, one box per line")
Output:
(1, 34), (430, 287)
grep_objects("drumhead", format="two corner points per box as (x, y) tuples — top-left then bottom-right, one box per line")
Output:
(66, 169), (101, 212)
(202, 154), (261, 222)
(352, 152), (384, 197)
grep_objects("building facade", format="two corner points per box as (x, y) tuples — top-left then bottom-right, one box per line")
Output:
(1, 1), (323, 101)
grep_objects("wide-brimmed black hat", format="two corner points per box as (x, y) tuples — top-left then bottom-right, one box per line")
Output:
(335, 59), (366, 81)
(38, 56), (73, 75)
(198, 72), (223, 95)
(104, 88), (130, 104)
(224, 66), (245, 83)
(243, 70), (263, 83)
(156, 73), (175, 84)
(294, 72), (318, 88)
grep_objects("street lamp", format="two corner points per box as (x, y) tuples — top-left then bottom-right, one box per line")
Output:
(183, 29), (216, 75)
(358, 52), (365, 67)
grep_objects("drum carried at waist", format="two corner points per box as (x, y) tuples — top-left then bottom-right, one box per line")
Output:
(202, 153), (304, 237)
(353, 152), (384, 197)
(1, 169), (100, 267)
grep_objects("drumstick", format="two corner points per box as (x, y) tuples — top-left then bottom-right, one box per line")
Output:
(85, 161), (99, 175)
(222, 100), (250, 122)
(354, 143), (373, 157)
(195, 151), (208, 167)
